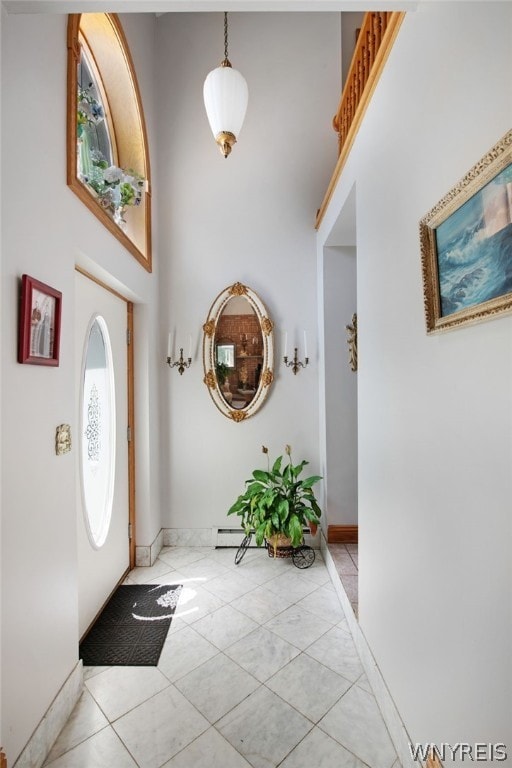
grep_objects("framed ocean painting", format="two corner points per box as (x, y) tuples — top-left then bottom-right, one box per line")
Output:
(420, 130), (512, 333)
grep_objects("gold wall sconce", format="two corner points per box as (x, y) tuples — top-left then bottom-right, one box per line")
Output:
(167, 334), (192, 375)
(346, 313), (357, 372)
(283, 331), (309, 375)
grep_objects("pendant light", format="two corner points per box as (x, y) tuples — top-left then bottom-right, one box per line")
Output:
(203, 12), (248, 158)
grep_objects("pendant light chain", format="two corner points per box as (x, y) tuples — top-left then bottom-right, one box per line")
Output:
(204, 9), (248, 157)
(224, 12), (229, 62)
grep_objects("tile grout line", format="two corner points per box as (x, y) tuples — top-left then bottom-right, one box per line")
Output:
(47, 547), (395, 768)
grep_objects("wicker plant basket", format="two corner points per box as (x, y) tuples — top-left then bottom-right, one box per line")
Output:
(266, 533), (293, 558)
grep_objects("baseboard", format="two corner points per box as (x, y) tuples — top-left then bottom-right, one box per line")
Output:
(137, 528), (230, 565)
(12, 661), (83, 768)
(215, 528), (252, 547)
(157, 527), (321, 550)
(162, 528), (215, 548)
(135, 528), (164, 566)
(328, 524), (358, 543)
(215, 527), (321, 549)
(322, 534), (415, 768)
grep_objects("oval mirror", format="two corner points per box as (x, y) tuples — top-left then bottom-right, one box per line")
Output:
(203, 282), (274, 421)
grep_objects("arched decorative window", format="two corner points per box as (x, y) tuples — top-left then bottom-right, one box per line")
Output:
(67, 14), (152, 271)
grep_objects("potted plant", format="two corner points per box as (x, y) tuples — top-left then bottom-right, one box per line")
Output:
(228, 445), (322, 555)
(215, 361), (229, 386)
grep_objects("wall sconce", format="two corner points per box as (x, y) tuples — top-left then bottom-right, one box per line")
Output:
(167, 334), (192, 375)
(345, 313), (357, 372)
(283, 331), (309, 375)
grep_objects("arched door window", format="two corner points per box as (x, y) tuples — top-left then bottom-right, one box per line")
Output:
(68, 14), (152, 270)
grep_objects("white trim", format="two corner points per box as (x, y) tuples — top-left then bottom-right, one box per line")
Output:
(136, 526), (321, 564)
(321, 534), (416, 768)
(13, 662), (83, 768)
(163, 528), (215, 548)
(136, 528), (216, 566)
(135, 528), (164, 566)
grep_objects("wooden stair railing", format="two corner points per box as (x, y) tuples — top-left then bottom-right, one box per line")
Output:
(0, 749), (7, 767)
(316, 11), (405, 229)
(334, 12), (390, 153)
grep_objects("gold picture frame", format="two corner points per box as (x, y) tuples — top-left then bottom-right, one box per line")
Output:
(420, 129), (512, 333)
(202, 282), (274, 422)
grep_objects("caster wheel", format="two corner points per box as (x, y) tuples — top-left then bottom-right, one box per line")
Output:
(292, 545), (315, 569)
(235, 534), (252, 565)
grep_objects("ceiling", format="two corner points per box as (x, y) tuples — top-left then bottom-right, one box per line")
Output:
(3, 0), (417, 14)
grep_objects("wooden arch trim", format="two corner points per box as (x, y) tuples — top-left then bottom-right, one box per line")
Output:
(67, 14), (152, 271)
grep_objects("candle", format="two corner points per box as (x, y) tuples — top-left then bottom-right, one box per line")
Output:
(284, 331), (288, 358)
(303, 330), (308, 358)
(188, 334), (192, 359)
(167, 332), (171, 359)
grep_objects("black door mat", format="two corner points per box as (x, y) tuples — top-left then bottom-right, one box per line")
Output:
(79, 584), (182, 666)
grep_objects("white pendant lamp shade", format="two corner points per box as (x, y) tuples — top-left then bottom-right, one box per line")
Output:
(204, 63), (248, 158)
(203, 12), (248, 158)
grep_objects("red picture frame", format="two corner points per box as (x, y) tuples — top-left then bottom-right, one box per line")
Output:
(18, 274), (62, 366)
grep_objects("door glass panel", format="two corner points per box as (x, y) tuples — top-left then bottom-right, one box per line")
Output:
(81, 316), (116, 548)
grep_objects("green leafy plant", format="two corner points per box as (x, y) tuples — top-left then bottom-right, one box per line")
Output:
(215, 361), (229, 387)
(228, 445), (322, 548)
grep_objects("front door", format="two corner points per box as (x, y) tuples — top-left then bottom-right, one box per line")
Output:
(75, 269), (132, 638)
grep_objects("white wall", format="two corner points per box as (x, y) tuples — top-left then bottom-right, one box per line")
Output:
(319, 1), (512, 755)
(118, 13), (162, 548)
(1, 12), (159, 762)
(341, 11), (363, 86)
(155, 12), (340, 533)
(323, 245), (358, 526)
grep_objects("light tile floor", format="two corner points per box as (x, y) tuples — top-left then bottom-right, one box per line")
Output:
(43, 546), (399, 768)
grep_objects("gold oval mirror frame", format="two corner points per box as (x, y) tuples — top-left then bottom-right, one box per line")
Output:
(203, 283), (274, 421)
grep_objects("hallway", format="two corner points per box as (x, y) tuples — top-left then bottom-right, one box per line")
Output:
(43, 546), (399, 768)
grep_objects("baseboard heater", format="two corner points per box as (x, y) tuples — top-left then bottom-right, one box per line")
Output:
(214, 527), (316, 548)
(215, 528), (254, 547)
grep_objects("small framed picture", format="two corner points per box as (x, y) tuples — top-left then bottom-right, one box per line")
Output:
(18, 274), (62, 366)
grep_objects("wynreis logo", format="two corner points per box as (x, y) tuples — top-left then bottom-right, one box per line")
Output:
(409, 743), (508, 762)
